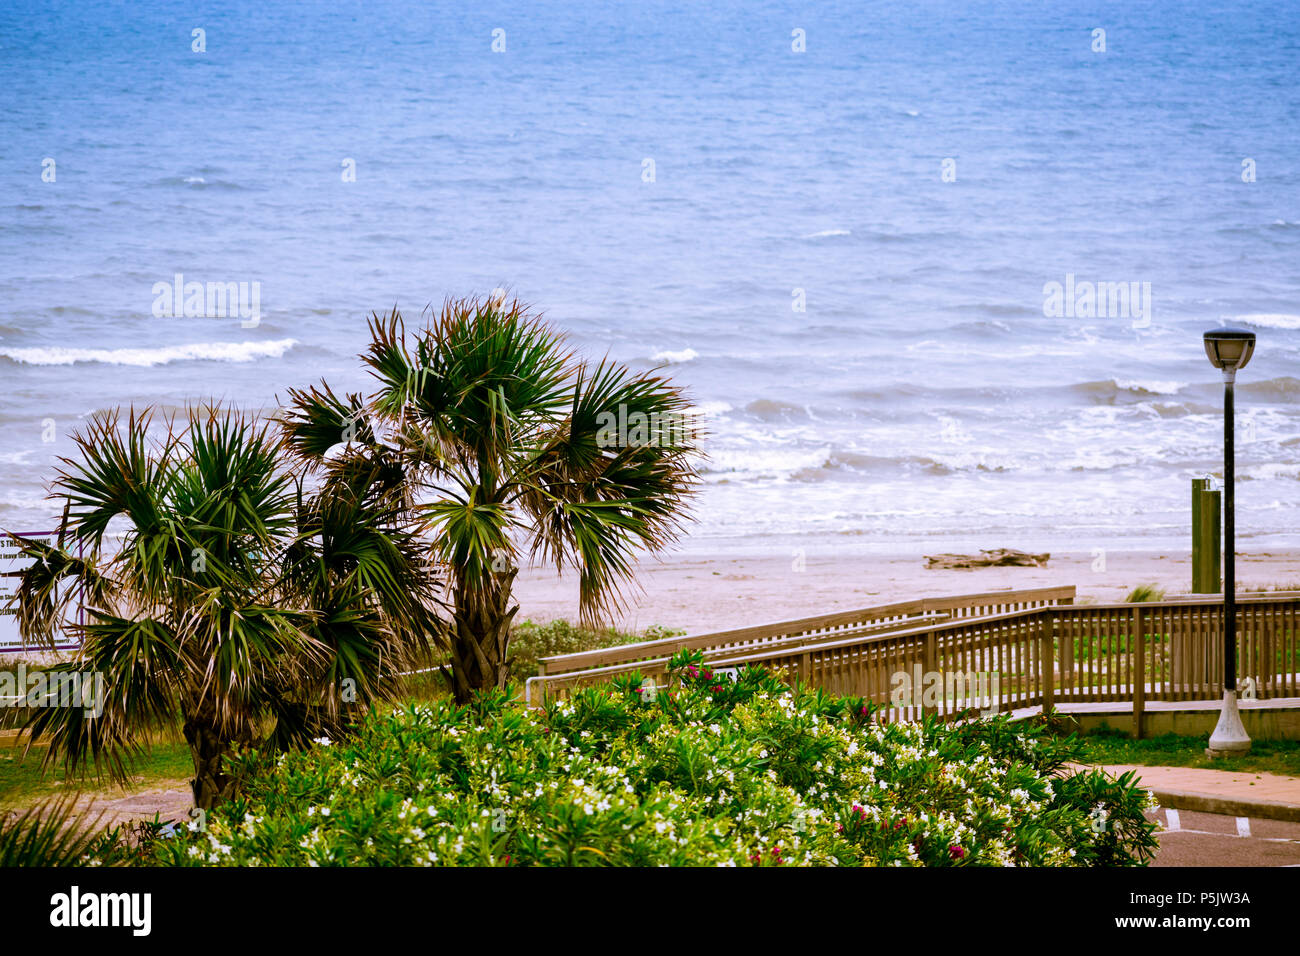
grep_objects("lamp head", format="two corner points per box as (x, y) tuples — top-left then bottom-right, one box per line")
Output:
(1203, 327), (1256, 374)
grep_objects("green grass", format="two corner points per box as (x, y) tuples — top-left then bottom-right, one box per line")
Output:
(0, 736), (194, 811)
(1071, 726), (1300, 777)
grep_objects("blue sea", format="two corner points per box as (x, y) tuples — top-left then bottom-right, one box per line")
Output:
(2, 1), (1298, 556)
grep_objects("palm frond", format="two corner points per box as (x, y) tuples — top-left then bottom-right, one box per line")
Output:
(515, 358), (702, 621)
(52, 407), (178, 548)
(20, 615), (185, 784)
(0, 794), (120, 867)
(1, 535), (106, 648)
(278, 380), (374, 465)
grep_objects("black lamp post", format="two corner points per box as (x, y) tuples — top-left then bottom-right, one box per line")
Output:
(1203, 326), (1256, 756)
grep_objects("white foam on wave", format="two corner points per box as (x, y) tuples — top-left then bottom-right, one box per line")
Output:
(688, 400), (732, 417)
(651, 347), (698, 364)
(1114, 378), (1186, 395)
(1245, 463), (1300, 481)
(700, 443), (831, 479)
(907, 338), (1086, 359)
(0, 492), (52, 511)
(1232, 313), (1300, 330)
(800, 229), (851, 239)
(0, 338), (298, 367)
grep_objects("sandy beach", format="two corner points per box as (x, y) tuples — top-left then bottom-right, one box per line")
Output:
(513, 548), (1300, 636)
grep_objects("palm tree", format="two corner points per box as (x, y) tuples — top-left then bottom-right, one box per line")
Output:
(8, 405), (438, 809)
(281, 296), (701, 702)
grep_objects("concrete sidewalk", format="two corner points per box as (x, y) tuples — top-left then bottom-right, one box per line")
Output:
(1088, 763), (1300, 823)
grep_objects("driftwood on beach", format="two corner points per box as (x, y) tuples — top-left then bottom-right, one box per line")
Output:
(924, 548), (1049, 569)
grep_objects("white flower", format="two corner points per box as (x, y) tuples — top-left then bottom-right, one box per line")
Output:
(313, 736), (332, 746)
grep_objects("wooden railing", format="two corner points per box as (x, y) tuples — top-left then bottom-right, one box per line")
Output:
(526, 591), (1300, 730)
(526, 586), (1075, 704)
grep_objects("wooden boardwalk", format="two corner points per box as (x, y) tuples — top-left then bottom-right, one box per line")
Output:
(529, 587), (1300, 735)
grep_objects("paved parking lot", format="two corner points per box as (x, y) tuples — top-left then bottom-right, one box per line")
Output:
(1148, 807), (1300, 867)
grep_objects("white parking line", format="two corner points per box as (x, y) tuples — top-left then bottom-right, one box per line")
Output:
(1165, 809), (1181, 831)
(1237, 816), (1251, 838)
(1158, 825), (1297, 843)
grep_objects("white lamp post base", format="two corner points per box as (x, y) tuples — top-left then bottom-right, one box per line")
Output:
(1205, 690), (1252, 757)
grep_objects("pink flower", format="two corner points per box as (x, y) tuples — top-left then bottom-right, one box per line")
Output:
(949, 845), (965, 860)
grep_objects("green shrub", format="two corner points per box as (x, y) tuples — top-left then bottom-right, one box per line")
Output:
(1124, 584), (1165, 603)
(382, 621), (681, 703)
(506, 620), (680, 680)
(132, 652), (1158, 867)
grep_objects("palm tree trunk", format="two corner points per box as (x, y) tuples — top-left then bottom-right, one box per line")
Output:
(182, 708), (234, 811)
(450, 568), (518, 704)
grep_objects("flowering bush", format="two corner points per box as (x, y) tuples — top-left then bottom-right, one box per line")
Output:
(137, 651), (1159, 867)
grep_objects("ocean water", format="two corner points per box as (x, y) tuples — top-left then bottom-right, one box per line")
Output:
(2, 1), (1299, 557)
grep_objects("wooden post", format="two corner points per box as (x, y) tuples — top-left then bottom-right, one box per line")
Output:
(1040, 611), (1054, 713)
(1192, 479), (1221, 594)
(923, 629), (937, 718)
(1132, 605), (1146, 739)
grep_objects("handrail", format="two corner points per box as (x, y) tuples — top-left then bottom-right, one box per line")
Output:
(523, 612), (952, 706)
(537, 585), (1075, 676)
(525, 590), (1300, 721)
